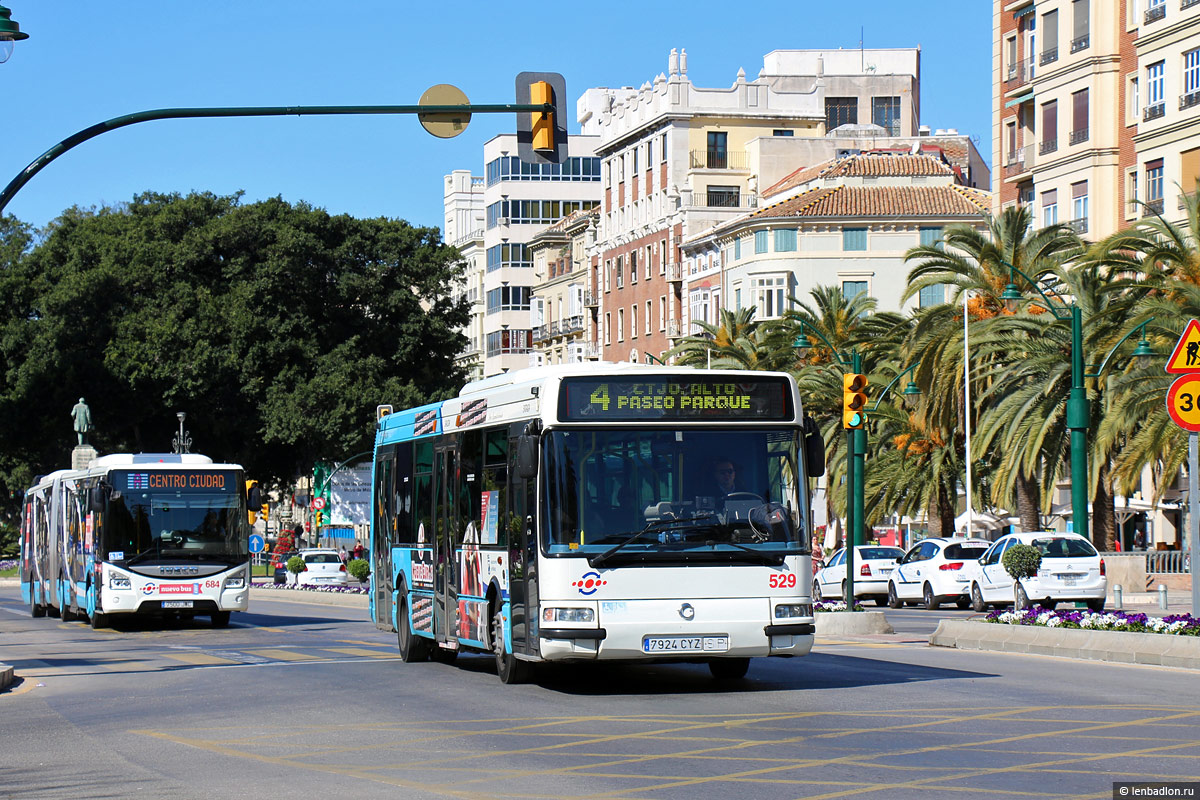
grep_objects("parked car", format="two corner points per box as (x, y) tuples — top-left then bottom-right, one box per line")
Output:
(272, 551), (298, 585)
(967, 531), (1106, 612)
(814, 546), (905, 606)
(887, 537), (991, 610)
(290, 548), (349, 587)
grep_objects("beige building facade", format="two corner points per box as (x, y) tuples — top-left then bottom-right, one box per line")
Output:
(528, 209), (599, 366)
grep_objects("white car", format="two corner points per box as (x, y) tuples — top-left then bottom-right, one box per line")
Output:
(290, 549), (349, 587)
(887, 537), (990, 610)
(814, 546), (905, 606)
(967, 531), (1106, 612)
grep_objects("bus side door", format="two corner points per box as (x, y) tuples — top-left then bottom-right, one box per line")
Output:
(433, 446), (459, 647)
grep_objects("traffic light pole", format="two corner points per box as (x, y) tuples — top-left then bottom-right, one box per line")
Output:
(844, 351), (864, 607)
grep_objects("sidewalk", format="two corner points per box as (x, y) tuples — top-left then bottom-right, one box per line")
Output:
(249, 579), (369, 609)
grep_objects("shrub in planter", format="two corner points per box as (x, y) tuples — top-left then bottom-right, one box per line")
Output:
(346, 558), (370, 583)
(286, 555), (307, 583)
(1002, 543), (1042, 609)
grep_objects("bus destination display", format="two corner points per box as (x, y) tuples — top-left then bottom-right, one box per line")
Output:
(116, 470), (236, 492)
(559, 376), (793, 421)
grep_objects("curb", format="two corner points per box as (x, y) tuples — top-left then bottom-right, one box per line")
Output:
(249, 587), (369, 609)
(0, 663), (12, 692)
(930, 618), (1200, 670)
(816, 610), (894, 635)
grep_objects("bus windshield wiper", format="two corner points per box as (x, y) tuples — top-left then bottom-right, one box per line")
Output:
(700, 538), (786, 566)
(588, 514), (718, 568)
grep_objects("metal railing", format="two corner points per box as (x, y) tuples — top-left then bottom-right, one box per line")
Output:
(1040, 48), (1059, 66)
(1100, 550), (1190, 574)
(1004, 57), (1034, 87)
(1144, 102), (1166, 121)
(666, 319), (682, 338)
(1145, 2), (1167, 23)
(706, 189), (742, 208)
(1067, 217), (1088, 234)
(1185, 0), (1200, 9)
(1069, 128), (1089, 145)
(1070, 34), (1090, 53)
(1039, 139), (1059, 156)
(583, 289), (598, 307)
(531, 325), (548, 343)
(688, 149), (749, 170)
(1144, 198), (1165, 216)
(1004, 149), (1029, 178)
(561, 315), (585, 334)
(665, 261), (683, 282)
(1182, 91), (1200, 111)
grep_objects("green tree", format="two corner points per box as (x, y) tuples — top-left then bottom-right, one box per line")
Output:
(0, 192), (469, 493)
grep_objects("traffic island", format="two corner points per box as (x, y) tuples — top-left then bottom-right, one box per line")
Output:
(0, 663), (13, 692)
(816, 610), (893, 636)
(249, 586), (368, 608)
(930, 619), (1200, 670)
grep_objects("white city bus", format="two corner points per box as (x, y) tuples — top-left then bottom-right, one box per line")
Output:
(369, 363), (825, 683)
(20, 452), (257, 628)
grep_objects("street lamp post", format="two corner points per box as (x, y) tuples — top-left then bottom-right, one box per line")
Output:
(0, 4), (29, 64)
(1002, 267), (1154, 542)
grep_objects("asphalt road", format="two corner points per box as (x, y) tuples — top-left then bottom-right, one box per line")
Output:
(2, 585), (1199, 800)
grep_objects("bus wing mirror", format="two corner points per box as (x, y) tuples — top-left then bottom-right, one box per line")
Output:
(804, 415), (826, 478)
(516, 435), (538, 481)
(88, 486), (108, 513)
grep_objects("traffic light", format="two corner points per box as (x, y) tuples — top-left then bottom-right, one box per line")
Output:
(246, 480), (259, 525)
(515, 71), (566, 164)
(842, 373), (869, 429)
(260, 502), (269, 522)
(315, 510), (324, 528)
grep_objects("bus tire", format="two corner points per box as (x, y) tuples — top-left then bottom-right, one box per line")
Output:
(210, 611), (231, 628)
(90, 610), (107, 629)
(708, 657), (750, 680)
(30, 586), (45, 618)
(492, 609), (530, 684)
(396, 595), (430, 663)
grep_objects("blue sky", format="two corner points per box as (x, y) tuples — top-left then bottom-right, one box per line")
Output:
(1, 1), (991, 234)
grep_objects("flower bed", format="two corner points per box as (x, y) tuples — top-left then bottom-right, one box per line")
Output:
(814, 600), (865, 613)
(986, 607), (1200, 636)
(253, 582), (368, 595)
(0, 559), (18, 572)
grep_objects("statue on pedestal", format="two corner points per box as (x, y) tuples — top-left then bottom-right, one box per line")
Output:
(71, 397), (92, 446)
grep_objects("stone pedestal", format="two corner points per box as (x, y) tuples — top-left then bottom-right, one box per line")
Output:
(71, 445), (97, 470)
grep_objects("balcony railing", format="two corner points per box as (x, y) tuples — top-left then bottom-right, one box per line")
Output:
(531, 325), (548, 343)
(1067, 217), (1088, 234)
(1180, 192), (1198, 210)
(688, 149), (749, 170)
(1070, 34), (1089, 53)
(583, 289), (598, 307)
(1039, 139), (1059, 156)
(666, 319), (682, 339)
(1040, 48), (1059, 66)
(1004, 57), (1034, 87)
(706, 189), (742, 208)
(561, 315), (585, 334)
(1145, 2), (1167, 23)
(1185, 0), (1200, 9)
(1003, 144), (1032, 178)
(1144, 198), (1165, 216)
(1144, 102), (1166, 121)
(1069, 128), (1089, 145)
(665, 261), (683, 282)
(583, 341), (601, 359)
(1182, 91), (1200, 111)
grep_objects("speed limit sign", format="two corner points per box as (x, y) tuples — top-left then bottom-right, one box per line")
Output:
(311, 497), (326, 510)
(1167, 373), (1200, 431)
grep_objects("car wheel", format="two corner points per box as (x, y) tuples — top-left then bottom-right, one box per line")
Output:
(813, 581), (823, 603)
(1086, 598), (1105, 612)
(1039, 599), (1058, 611)
(709, 657), (751, 680)
(210, 611), (231, 628)
(887, 583), (902, 609)
(970, 583), (987, 613)
(923, 583), (940, 611)
(492, 609), (530, 684)
(841, 581), (849, 603)
(396, 592), (430, 663)
(1015, 584), (1030, 610)
(955, 596), (970, 610)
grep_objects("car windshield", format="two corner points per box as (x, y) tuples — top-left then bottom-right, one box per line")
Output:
(944, 544), (988, 559)
(103, 473), (247, 565)
(859, 547), (904, 561)
(1032, 537), (1098, 558)
(305, 553), (341, 564)
(543, 427), (809, 564)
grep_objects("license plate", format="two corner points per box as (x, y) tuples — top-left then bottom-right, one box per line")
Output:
(162, 600), (193, 609)
(1061, 577), (1078, 586)
(642, 635), (729, 653)
(880, 568), (893, 575)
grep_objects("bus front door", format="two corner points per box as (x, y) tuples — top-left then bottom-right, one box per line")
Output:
(433, 448), (459, 650)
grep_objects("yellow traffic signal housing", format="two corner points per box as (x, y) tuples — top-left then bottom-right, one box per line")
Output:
(843, 373), (868, 429)
(261, 503), (269, 522)
(246, 479), (259, 525)
(530, 80), (554, 152)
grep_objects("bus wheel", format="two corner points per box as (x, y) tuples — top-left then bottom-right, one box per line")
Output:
(30, 588), (45, 618)
(492, 610), (529, 684)
(90, 610), (107, 629)
(708, 658), (750, 680)
(396, 596), (430, 662)
(210, 611), (231, 628)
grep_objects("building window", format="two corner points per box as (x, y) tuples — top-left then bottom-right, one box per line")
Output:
(487, 199), (598, 228)
(706, 131), (728, 169)
(631, 147), (638, 174)
(617, 309), (625, 342)
(1184, 49), (1200, 108)
(1041, 10), (1058, 65)
(630, 250), (638, 284)
(919, 227), (943, 247)
(918, 284), (945, 308)
(615, 255), (623, 289)
(484, 156), (602, 187)
(753, 276), (787, 319)
(825, 97), (857, 130)
(1042, 189), (1058, 226)
(842, 281), (868, 300)
(1006, 36), (1019, 80)
(1071, 89), (1088, 144)
(1146, 160), (1164, 214)
(659, 296), (667, 331)
(631, 305), (638, 339)
(1127, 169), (1138, 217)
(707, 185), (740, 208)
(843, 228), (868, 251)
(1040, 100), (1058, 155)
(754, 230), (769, 254)
(485, 329), (532, 356)
(485, 285), (531, 314)
(734, 237), (741, 261)
(772, 129), (794, 137)
(1071, 181), (1089, 233)
(604, 313), (611, 345)
(1146, 61), (1165, 120)
(1146, 0), (1166, 23)
(646, 300), (652, 334)
(660, 240), (667, 275)
(688, 289), (711, 335)
(660, 133), (667, 162)
(734, 287), (741, 310)
(871, 96), (901, 135)
(1071, 0), (1089, 52)
(774, 228), (797, 252)
(486, 243), (531, 271)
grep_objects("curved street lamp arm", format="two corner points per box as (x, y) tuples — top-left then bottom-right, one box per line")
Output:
(1003, 261), (1071, 321)
(870, 361), (921, 412)
(1084, 318), (1155, 379)
(794, 321), (852, 368)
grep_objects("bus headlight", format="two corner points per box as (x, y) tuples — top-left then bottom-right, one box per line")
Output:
(224, 576), (245, 589)
(542, 607), (594, 623)
(109, 576), (132, 590)
(774, 603), (812, 619)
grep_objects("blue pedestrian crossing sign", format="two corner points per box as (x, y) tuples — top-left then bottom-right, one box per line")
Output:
(249, 534), (265, 554)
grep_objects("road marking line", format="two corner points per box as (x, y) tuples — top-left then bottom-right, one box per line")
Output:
(163, 652), (240, 665)
(243, 648), (321, 662)
(323, 647), (393, 658)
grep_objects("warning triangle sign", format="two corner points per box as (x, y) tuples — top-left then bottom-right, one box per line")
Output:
(1166, 319), (1200, 373)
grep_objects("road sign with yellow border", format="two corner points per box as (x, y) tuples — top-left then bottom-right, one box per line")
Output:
(1167, 373), (1200, 431)
(1165, 319), (1200, 373)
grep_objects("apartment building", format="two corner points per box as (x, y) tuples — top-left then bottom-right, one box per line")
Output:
(528, 208), (599, 366)
(444, 170), (486, 382)
(681, 150), (990, 326)
(579, 47), (924, 362)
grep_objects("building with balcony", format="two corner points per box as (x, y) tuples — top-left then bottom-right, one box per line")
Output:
(444, 170), (486, 382)
(528, 208), (598, 366)
(680, 150), (991, 330)
(579, 47), (926, 362)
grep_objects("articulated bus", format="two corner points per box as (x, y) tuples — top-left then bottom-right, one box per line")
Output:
(20, 452), (258, 628)
(369, 363), (825, 683)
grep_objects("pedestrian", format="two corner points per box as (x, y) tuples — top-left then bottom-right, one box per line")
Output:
(339, 545), (348, 563)
(353, 541), (364, 560)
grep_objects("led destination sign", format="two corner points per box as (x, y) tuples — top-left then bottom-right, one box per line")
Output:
(559, 376), (793, 422)
(117, 471), (235, 492)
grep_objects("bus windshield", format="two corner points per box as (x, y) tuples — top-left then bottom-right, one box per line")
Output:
(543, 427), (809, 563)
(102, 474), (247, 565)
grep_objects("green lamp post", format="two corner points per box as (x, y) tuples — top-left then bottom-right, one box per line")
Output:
(0, 4), (29, 64)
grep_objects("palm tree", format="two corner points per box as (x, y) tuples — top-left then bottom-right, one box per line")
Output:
(666, 306), (793, 371)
